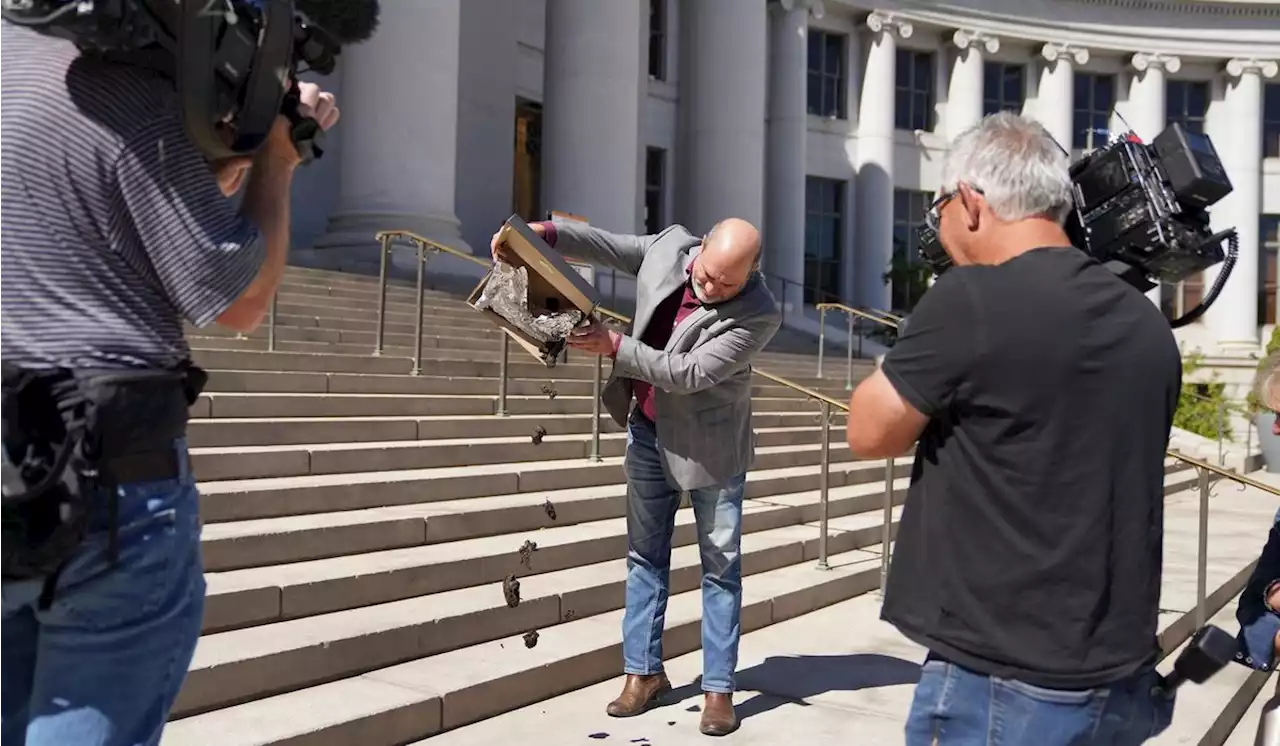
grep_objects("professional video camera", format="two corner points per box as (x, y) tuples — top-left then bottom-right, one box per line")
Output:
(918, 122), (1238, 329)
(0, 0), (379, 162)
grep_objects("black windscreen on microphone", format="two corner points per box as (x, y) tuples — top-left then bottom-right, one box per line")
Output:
(294, 0), (380, 45)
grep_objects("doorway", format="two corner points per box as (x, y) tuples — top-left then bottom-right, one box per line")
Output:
(513, 98), (542, 223)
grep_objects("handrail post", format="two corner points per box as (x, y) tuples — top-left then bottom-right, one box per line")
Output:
(1216, 400), (1225, 467)
(374, 233), (392, 356)
(411, 241), (427, 376)
(267, 292), (278, 352)
(589, 354), (603, 461)
(881, 456), (894, 597)
(817, 307), (826, 378)
(816, 400), (831, 570)
(845, 313), (854, 391)
(496, 332), (510, 416)
(1196, 467), (1210, 629)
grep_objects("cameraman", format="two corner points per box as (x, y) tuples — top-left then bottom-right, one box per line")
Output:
(845, 112), (1181, 745)
(0, 20), (338, 746)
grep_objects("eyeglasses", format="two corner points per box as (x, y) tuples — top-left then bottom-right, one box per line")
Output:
(925, 183), (985, 231)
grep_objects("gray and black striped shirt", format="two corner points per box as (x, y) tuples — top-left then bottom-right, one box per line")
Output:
(1, 24), (266, 370)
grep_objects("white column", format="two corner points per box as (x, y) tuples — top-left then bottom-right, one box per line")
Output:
(683, 0), (768, 234)
(1124, 52), (1180, 307)
(1204, 58), (1277, 349)
(948, 30), (1000, 141)
(542, 0), (645, 234)
(766, 0), (810, 317)
(1036, 42), (1090, 151)
(856, 11), (912, 311)
(315, 0), (470, 269)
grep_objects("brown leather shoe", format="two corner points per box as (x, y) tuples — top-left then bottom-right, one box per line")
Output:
(699, 692), (738, 736)
(605, 673), (672, 717)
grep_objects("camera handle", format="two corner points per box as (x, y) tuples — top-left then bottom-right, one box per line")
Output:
(1169, 229), (1238, 330)
(281, 84), (326, 165)
(1151, 624), (1237, 699)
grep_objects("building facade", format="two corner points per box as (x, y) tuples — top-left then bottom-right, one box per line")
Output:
(289, 0), (1280, 355)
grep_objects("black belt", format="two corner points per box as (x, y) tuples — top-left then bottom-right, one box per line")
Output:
(100, 447), (186, 485)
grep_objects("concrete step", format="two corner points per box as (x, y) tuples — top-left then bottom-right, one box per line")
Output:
(187, 410), (843, 448)
(200, 467), (908, 572)
(1151, 604), (1256, 745)
(189, 424), (847, 481)
(191, 391), (824, 419)
(198, 368), (855, 402)
(193, 324), (840, 377)
(196, 450), (910, 524)
(198, 474), (906, 636)
(162, 543), (890, 745)
(178, 488), (908, 717)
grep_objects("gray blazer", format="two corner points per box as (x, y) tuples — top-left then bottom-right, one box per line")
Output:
(551, 217), (782, 491)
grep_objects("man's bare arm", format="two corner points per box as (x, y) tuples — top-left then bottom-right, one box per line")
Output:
(845, 368), (929, 458)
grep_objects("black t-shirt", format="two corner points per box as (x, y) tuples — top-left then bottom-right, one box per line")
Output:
(879, 246), (1181, 690)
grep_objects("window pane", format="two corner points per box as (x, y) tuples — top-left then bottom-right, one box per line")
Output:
(824, 34), (842, 75)
(895, 88), (911, 130)
(913, 91), (931, 130)
(823, 79), (840, 118)
(1096, 75), (1115, 108)
(896, 48), (910, 83)
(1266, 84), (1280, 121)
(1003, 67), (1022, 103)
(808, 32), (821, 70)
(894, 190), (908, 219)
(983, 62), (998, 100)
(807, 73), (822, 115)
(1189, 82), (1208, 118)
(1268, 129), (1280, 159)
(1165, 82), (1181, 121)
(1074, 72), (1089, 103)
(1073, 112), (1090, 149)
(913, 53), (932, 90)
(824, 183), (840, 214)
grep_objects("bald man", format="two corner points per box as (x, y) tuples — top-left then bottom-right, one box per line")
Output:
(490, 216), (781, 736)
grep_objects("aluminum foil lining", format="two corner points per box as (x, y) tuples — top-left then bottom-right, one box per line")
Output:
(476, 262), (584, 343)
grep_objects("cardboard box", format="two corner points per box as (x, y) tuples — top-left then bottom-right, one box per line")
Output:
(468, 214), (603, 367)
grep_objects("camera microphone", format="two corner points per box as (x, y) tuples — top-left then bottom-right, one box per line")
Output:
(294, 0), (380, 45)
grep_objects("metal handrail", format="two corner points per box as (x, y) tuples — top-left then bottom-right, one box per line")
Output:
(815, 301), (903, 326)
(813, 302), (899, 388)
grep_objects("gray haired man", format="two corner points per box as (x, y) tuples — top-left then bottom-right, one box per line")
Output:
(491, 217), (781, 736)
(845, 112), (1181, 744)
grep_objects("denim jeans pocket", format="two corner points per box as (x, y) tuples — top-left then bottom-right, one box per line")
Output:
(52, 478), (200, 632)
(996, 677), (1109, 707)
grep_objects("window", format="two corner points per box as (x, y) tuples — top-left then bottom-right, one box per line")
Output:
(1266, 84), (1280, 159)
(982, 62), (1025, 116)
(895, 49), (935, 131)
(1072, 73), (1115, 150)
(644, 147), (666, 235)
(891, 190), (933, 312)
(804, 177), (844, 304)
(1261, 216), (1280, 325)
(1166, 80), (1209, 134)
(648, 0), (666, 81)
(807, 30), (846, 118)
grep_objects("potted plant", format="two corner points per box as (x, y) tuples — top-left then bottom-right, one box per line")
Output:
(1250, 327), (1280, 472)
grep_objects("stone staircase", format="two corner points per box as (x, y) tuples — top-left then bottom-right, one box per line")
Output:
(161, 265), (1263, 745)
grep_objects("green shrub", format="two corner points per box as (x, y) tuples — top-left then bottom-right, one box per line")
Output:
(1174, 353), (1235, 442)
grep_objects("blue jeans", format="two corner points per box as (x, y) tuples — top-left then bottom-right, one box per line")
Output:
(622, 413), (745, 694)
(1, 439), (205, 746)
(905, 656), (1175, 746)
